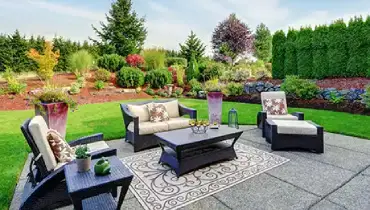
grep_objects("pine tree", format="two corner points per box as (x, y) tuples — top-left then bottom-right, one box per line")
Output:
(9, 30), (29, 73)
(186, 53), (199, 81)
(272, 30), (286, 79)
(91, 0), (147, 56)
(0, 34), (11, 72)
(179, 31), (206, 62)
(253, 23), (272, 62)
(328, 19), (348, 77)
(312, 25), (329, 79)
(296, 27), (313, 78)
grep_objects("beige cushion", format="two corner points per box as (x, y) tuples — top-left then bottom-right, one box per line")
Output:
(127, 104), (150, 122)
(29, 116), (57, 171)
(272, 120), (317, 135)
(267, 114), (298, 121)
(127, 121), (169, 135)
(156, 100), (179, 118)
(261, 91), (288, 112)
(86, 141), (110, 154)
(166, 117), (191, 130)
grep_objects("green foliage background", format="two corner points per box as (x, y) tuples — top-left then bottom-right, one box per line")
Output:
(272, 30), (286, 79)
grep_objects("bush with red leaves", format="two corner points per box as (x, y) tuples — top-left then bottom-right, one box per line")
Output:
(126, 54), (145, 68)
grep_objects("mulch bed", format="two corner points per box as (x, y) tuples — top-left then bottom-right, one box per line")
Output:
(0, 72), (152, 111)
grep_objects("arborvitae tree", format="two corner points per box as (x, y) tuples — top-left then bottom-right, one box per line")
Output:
(328, 19), (348, 77)
(179, 31), (206, 62)
(91, 0), (147, 56)
(366, 16), (370, 77)
(186, 53), (199, 81)
(284, 28), (298, 75)
(296, 27), (313, 78)
(9, 30), (29, 72)
(253, 23), (272, 62)
(312, 25), (329, 79)
(346, 16), (367, 77)
(0, 34), (11, 72)
(272, 30), (286, 79)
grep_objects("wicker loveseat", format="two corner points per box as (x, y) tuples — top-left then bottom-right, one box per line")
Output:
(120, 99), (197, 152)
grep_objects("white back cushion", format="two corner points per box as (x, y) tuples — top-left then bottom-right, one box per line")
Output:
(128, 104), (150, 122)
(261, 91), (288, 111)
(157, 100), (180, 118)
(29, 116), (57, 171)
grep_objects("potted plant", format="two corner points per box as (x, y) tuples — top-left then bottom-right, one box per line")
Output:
(75, 145), (91, 172)
(204, 79), (224, 126)
(30, 86), (77, 138)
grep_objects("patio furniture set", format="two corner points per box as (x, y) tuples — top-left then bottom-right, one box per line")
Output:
(19, 92), (324, 209)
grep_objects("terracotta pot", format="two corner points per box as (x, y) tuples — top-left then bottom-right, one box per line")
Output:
(207, 91), (223, 125)
(76, 156), (91, 173)
(35, 102), (68, 139)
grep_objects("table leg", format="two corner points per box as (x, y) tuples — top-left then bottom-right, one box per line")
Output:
(117, 179), (133, 209)
(231, 133), (242, 159)
(70, 197), (82, 210)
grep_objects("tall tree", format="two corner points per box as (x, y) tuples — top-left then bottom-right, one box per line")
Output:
(179, 31), (206, 62)
(253, 23), (272, 62)
(91, 0), (147, 56)
(212, 13), (253, 64)
(9, 30), (29, 72)
(284, 28), (298, 75)
(296, 27), (313, 78)
(328, 19), (348, 77)
(272, 30), (286, 79)
(312, 25), (329, 79)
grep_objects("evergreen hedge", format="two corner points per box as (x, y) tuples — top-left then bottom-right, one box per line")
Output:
(312, 25), (329, 79)
(272, 30), (286, 79)
(328, 19), (348, 77)
(296, 27), (313, 78)
(284, 29), (298, 76)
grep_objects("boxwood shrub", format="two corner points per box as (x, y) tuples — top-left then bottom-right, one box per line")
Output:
(145, 69), (172, 88)
(97, 54), (126, 72)
(281, 75), (319, 99)
(116, 67), (144, 88)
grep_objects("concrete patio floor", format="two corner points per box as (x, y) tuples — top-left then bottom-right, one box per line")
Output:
(10, 126), (370, 210)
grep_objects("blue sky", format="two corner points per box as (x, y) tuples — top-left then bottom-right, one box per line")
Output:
(1, 0), (370, 54)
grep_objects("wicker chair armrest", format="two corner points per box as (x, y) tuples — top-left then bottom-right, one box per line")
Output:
(68, 133), (104, 147)
(120, 104), (139, 129)
(257, 111), (267, 129)
(291, 112), (304, 120)
(179, 103), (197, 119)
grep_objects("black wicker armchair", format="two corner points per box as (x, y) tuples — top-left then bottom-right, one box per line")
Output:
(20, 117), (117, 210)
(120, 99), (197, 152)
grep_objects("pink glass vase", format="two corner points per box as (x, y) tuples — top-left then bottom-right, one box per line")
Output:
(207, 92), (223, 125)
(35, 102), (68, 139)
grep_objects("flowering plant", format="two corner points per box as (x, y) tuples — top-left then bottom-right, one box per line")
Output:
(126, 54), (145, 68)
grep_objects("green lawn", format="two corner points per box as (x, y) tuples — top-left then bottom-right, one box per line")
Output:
(1, 98), (370, 209)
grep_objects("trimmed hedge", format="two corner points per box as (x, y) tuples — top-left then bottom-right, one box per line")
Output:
(116, 67), (144, 88)
(145, 69), (172, 88)
(296, 27), (313, 78)
(312, 25), (329, 79)
(328, 20), (348, 77)
(284, 29), (298, 76)
(272, 30), (286, 79)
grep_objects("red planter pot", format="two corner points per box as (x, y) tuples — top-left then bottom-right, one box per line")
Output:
(207, 91), (223, 125)
(35, 102), (68, 138)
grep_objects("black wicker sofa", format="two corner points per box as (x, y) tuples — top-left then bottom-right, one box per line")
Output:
(120, 99), (197, 152)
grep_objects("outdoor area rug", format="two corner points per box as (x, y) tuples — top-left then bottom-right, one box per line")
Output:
(121, 142), (289, 210)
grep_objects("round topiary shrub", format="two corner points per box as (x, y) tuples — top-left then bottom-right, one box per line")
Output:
(116, 67), (145, 88)
(97, 54), (127, 72)
(94, 68), (111, 82)
(145, 69), (172, 88)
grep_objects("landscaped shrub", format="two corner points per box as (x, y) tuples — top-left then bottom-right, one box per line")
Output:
(272, 30), (286, 79)
(94, 80), (105, 90)
(312, 25), (329, 79)
(145, 69), (172, 88)
(69, 83), (81, 95)
(165, 57), (187, 67)
(220, 70), (233, 82)
(145, 87), (155, 96)
(204, 79), (223, 92)
(94, 68), (111, 82)
(188, 78), (202, 92)
(284, 29), (298, 75)
(296, 27), (313, 78)
(97, 54), (126, 72)
(76, 76), (86, 88)
(2, 67), (27, 94)
(281, 75), (319, 99)
(364, 85), (370, 108)
(116, 67), (144, 88)
(346, 17), (367, 77)
(186, 54), (199, 81)
(142, 48), (166, 70)
(224, 82), (243, 96)
(156, 89), (168, 97)
(199, 61), (225, 82)
(233, 69), (251, 82)
(328, 20), (348, 77)
(174, 65), (185, 87)
(68, 50), (94, 77)
(126, 54), (145, 68)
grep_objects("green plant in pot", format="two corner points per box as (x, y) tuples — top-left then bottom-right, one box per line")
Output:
(75, 145), (91, 172)
(94, 157), (111, 176)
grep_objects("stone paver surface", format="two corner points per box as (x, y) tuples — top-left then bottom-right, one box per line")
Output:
(11, 126), (370, 210)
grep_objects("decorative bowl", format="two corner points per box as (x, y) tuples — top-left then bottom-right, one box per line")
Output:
(189, 120), (210, 134)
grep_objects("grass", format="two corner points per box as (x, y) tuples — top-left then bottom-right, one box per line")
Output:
(1, 98), (370, 209)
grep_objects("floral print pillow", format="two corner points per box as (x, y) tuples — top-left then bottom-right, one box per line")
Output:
(262, 98), (287, 115)
(47, 129), (75, 163)
(147, 103), (170, 122)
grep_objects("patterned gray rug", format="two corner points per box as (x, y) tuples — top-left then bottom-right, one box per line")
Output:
(122, 142), (289, 210)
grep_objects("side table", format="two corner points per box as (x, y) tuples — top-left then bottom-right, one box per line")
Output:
(64, 156), (133, 210)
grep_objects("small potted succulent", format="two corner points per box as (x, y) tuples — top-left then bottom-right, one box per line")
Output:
(75, 145), (91, 173)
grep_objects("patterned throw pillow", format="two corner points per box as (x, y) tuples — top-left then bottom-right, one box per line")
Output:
(47, 129), (75, 163)
(262, 98), (287, 115)
(147, 103), (170, 122)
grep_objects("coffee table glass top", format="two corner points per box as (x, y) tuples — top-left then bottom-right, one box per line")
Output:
(154, 125), (243, 149)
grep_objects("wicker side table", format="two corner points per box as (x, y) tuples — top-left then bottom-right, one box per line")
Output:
(64, 156), (133, 210)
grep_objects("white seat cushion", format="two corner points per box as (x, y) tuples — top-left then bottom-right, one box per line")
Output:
(166, 117), (190, 130)
(127, 104), (150, 122)
(127, 121), (169, 135)
(272, 120), (317, 135)
(29, 116), (57, 171)
(86, 141), (110, 154)
(156, 100), (180, 118)
(267, 114), (298, 121)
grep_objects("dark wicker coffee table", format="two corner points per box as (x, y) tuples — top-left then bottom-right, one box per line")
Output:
(64, 156), (133, 210)
(155, 125), (243, 177)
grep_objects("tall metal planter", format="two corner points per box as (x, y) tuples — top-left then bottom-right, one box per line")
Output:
(207, 91), (223, 125)
(35, 102), (69, 138)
